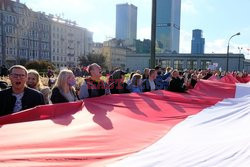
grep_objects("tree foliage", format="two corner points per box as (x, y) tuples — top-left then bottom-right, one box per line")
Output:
(25, 60), (55, 73)
(78, 53), (107, 69)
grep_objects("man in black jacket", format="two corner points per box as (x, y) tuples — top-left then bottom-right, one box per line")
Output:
(0, 65), (45, 117)
(168, 70), (187, 93)
(142, 69), (157, 92)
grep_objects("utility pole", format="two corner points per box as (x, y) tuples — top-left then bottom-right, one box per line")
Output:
(150, 0), (156, 68)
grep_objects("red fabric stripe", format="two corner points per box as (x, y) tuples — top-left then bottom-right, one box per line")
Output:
(190, 79), (236, 98)
(220, 74), (240, 84)
(236, 76), (250, 83)
(0, 80), (236, 167)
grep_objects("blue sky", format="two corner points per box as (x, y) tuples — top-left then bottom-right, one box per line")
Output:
(22, 0), (250, 58)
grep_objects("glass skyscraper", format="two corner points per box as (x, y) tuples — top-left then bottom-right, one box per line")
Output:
(191, 29), (205, 54)
(116, 3), (137, 45)
(155, 0), (181, 53)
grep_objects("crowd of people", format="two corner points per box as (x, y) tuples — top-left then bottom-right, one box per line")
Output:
(0, 63), (249, 117)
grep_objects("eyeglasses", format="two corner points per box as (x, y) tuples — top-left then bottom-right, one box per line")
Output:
(10, 73), (26, 79)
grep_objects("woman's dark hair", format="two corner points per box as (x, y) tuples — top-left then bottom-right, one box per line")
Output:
(130, 72), (135, 80)
(111, 70), (126, 80)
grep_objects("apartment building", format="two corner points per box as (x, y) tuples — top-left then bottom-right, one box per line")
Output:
(0, 0), (50, 66)
(50, 16), (93, 67)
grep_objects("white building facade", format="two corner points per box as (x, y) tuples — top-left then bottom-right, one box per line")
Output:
(50, 17), (93, 68)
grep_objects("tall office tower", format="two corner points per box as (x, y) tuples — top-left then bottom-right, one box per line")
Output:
(116, 3), (137, 45)
(155, 0), (181, 53)
(191, 29), (205, 54)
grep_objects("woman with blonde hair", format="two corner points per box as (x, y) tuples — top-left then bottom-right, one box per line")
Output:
(50, 69), (79, 104)
(27, 69), (51, 104)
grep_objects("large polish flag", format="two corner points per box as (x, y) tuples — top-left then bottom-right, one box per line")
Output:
(0, 75), (249, 167)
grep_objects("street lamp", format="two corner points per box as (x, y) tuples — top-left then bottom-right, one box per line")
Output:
(226, 32), (240, 72)
(238, 47), (243, 53)
(238, 47), (243, 71)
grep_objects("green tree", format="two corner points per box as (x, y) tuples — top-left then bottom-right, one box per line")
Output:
(25, 61), (55, 74)
(78, 53), (107, 69)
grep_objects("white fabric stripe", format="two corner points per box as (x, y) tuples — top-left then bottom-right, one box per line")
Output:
(109, 92), (250, 167)
(235, 83), (250, 98)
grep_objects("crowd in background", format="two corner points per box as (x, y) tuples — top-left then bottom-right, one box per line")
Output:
(0, 63), (249, 117)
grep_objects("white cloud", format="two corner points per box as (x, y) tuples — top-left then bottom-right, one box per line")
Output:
(137, 27), (151, 40)
(180, 30), (192, 53)
(182, 0), (198, 15)
(205, 39), (250, 59)
(206, 39), (226, 54)
(89, 23), (115, 42)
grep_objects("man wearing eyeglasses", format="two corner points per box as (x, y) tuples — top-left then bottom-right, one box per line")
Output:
(0, 65), (45, 117)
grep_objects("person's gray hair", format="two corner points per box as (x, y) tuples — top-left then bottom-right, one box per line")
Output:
(9, 65), (28, 75)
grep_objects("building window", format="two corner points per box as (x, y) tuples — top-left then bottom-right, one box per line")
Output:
(22, 19), (25, 25)
(34, 41), (38, 48)
(200, 60), (212, 70)
(13, 48), (16, 56)
(8, 48), (12, 55)
(174, 60), (184, 70)
(187, 60), (198, 70)
(161, 59), (171, 68)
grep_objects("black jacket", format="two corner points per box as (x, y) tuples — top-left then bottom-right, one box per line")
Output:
(203, 73), (213, 80)
(109, 82), (130, 94)
(50, 87), (79, 104)
(142, 79), (157, 92)
(168, 77), (186, 93)
(0, 87), (45, 117)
